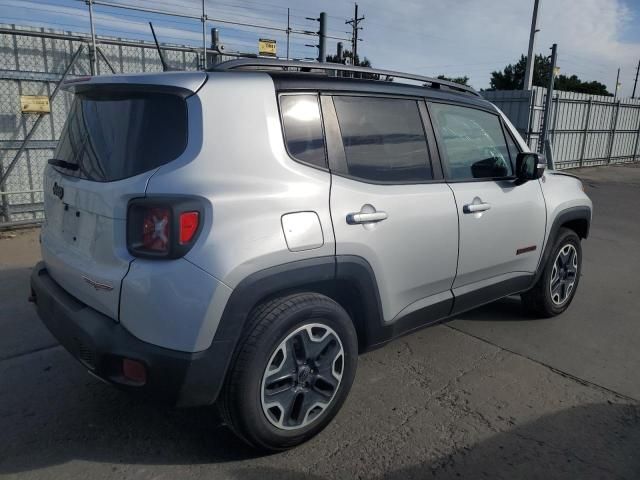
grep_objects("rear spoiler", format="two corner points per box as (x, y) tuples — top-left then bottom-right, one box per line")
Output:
(62, 72), (207, 95)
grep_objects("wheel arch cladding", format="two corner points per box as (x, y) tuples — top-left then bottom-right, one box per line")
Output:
(534, 206), (591, 287)
(561, 217), (589, 239)
(213, 256), (384, 366)
(553, 206), (591, 240)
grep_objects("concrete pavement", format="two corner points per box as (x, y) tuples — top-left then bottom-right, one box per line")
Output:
(1, 164), (639, 479)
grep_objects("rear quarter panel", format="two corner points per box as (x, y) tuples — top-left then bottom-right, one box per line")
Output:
(145, 71), (335, 288)
(121, 72), (335, 352)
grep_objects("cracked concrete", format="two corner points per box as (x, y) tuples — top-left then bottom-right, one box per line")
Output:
(1, 165), (639, 479)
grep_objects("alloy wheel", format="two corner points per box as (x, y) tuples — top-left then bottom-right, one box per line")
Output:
(550, 244), (579, 305)
(261, 323), (344, 430)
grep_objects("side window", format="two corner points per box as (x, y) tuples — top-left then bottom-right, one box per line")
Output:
(332, 96), (432, 182)
(280, 94), (327, 168)
(430, 103), (514, 181)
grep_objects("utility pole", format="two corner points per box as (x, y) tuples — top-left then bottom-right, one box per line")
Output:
(286, 8), (291, 60)
(334, 42), (344, 77)
(345, 3), (364, 65)
(201, 0), (207, 70)
(318, 12), (327, 62)
(632, 60), (639, 98)
(305, 12), (327, 63)
(540, 43), (558, 156)
(210, 27), (220, 65)
(523, 0), (541, 91)
(614, 67), (620, 99)
(86, 0), (98, 75)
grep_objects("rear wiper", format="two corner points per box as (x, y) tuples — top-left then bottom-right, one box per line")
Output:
(48, 158), (79, 171)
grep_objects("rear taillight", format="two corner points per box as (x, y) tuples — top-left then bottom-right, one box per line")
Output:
(127, 197), (204, 259)
(179, 211), (199, 245)
(142, 207), (171, 253)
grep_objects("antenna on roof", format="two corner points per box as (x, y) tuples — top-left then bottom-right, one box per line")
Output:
(149, 22), (173, 72)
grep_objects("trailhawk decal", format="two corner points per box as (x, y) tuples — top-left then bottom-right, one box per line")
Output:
(82, 276), (114, 292)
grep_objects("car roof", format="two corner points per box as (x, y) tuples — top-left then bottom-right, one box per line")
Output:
(209, 58), (494, 111)
(267, 72), (494, 110)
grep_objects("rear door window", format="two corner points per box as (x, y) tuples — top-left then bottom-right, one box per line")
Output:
(54, 90), (188, 182)
(429, 102), (513, 181)
(332, 96), (433, 183)
(279, 94), (327, 168)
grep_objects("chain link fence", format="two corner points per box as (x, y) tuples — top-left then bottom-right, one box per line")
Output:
(0, 24), (207, 228)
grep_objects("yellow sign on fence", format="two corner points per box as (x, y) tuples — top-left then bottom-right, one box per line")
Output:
(258, 38), (276, 57)
(20, 95), (51, 114)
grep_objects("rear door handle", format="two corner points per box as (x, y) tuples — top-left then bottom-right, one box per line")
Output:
(346, 211), (388, 225)
(463, 202), (491, 214)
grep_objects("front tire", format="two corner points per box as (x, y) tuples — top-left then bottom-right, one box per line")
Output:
(219, 293), (358, 451)
(522, 228), (582, 317)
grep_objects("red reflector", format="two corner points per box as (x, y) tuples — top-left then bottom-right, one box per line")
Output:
(142, 207), (171, 253)
(179, 211), (199, 245)
(122, 358), (147, 384)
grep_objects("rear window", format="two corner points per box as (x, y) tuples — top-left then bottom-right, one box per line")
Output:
(332, 96), (433, 183)
(53, 90), (188, 182)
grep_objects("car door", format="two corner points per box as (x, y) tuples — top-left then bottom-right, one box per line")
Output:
(323, 94), (459, 324)
(428, 101), (546, 313)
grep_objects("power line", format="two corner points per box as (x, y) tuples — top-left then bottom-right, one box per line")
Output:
(0, 0), (333, 60)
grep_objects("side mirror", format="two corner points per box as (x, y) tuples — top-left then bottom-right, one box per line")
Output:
(515, 152), (545, 184)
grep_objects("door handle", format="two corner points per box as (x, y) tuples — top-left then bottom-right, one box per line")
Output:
(463, 202), (491, 214)
(346, 211), (388, 225)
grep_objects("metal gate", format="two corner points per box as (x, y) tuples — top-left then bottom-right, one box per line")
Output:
(483, 87), (640, 169)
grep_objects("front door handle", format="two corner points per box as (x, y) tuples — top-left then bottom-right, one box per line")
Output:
(347, 210), (388, 225)
(463, 202), (491, 214)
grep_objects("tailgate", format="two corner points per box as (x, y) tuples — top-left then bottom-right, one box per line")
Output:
(41, 167), (148, 320)
(39, 74), (204, 320)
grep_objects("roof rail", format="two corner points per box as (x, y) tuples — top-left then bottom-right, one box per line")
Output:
(209, 58), (481, 97)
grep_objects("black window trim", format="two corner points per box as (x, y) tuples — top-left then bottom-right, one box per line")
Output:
(500, 118), (523, 167)
(321, 92), (444, 186)
(426, 99), (518, 184)
(277, 92), (329, 172)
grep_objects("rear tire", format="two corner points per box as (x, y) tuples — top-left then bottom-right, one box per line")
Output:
(522, 228), (582, 318)
(219, 293), (358, 451)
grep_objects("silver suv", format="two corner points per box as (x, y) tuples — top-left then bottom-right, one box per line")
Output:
(30, 59), (592, 450)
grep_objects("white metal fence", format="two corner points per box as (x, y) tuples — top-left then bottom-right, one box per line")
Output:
(483, 87), (640, 169)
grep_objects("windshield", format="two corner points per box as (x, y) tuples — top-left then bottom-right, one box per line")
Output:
(53, 90), (188, 182)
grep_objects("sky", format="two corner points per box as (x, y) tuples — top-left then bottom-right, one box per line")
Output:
(1, 0), (639, 97)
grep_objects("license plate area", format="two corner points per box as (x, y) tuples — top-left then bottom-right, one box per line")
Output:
(61, 204), (81, 244)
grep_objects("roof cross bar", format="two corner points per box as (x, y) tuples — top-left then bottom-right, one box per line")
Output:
(209, 58), (480, 97)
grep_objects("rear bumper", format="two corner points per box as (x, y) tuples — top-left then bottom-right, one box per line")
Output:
(30, 261), (232, 407)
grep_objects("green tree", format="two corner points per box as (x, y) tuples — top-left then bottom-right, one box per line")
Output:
(554, 75), (610, 96)
(326, 49), (371, 67)
(489, 54), (550, 90)
(326, 49), (380, 79)
(489, 54), (611, 95)
(437, 74), (470, 86)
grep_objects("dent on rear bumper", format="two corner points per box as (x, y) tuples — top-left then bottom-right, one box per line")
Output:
(120, 258), (232, 352)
